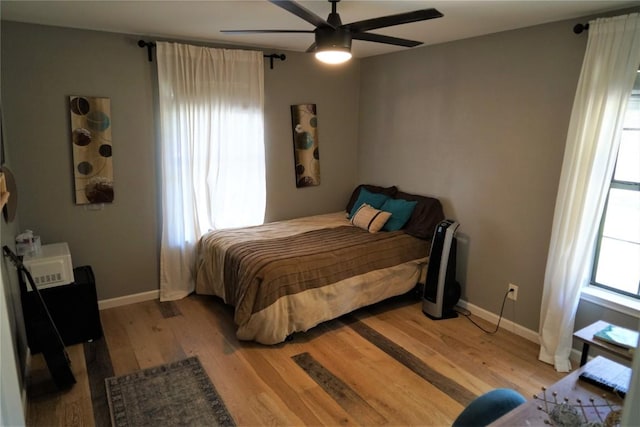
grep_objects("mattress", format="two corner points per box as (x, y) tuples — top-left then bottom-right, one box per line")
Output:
(194, 211), (429, 344)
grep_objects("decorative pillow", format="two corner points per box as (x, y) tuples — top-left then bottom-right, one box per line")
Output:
(348, 187), (392, 218)
(350, 203), (391, 233)
(380, 198), (418, 231)
(345, 184), (398, 214)
(394, 191), (445, 240)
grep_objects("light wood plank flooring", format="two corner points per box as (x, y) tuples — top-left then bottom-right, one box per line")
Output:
(25, 293), (566, 426)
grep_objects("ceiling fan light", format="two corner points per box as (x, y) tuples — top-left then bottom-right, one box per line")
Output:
(315, 49), (352, 64)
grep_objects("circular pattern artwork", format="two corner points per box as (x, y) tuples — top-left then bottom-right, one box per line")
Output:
(291, 104), (320, 188)
(70, 97), (90, 115)
(72, 128), (92, 146)
(99, 144), (112, 157)
(69, 96), (114, 204)
(77, 161), (93, 175)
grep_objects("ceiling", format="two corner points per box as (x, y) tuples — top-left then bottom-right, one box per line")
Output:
(2, 1), (639, 58)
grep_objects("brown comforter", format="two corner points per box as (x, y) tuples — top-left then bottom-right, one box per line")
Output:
(195, 211), (431, 344)
(224, 225), (429, 326)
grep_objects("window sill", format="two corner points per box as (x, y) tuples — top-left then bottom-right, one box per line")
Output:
(580, 286), (640, 319)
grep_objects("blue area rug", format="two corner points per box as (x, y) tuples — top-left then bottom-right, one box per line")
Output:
(105, 356), (235, 426)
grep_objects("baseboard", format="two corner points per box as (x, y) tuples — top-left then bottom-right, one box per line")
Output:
(457, 299), (540, 344)
(98, 290), (159, 310)
(98, 293), (537, 341)
(457, 299), (587, 366)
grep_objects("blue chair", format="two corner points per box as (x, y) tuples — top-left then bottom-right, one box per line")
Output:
(452, 388), (526, 427)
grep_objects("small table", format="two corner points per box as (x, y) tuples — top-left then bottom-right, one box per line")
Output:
(573, 320), (635, 366)
(490, 356), (628, 426)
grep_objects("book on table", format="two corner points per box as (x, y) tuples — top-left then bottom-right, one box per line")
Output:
(578, 356), (631, 397)
(593, 324), (639, 350)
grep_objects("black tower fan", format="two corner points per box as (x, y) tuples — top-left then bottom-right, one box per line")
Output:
(422, 219), (461, 319)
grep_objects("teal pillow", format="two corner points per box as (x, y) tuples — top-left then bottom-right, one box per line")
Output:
(380, 198), (418, 231)
(348, 188), (391, 218)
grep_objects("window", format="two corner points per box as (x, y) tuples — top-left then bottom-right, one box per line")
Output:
(591, 71), (640, 298)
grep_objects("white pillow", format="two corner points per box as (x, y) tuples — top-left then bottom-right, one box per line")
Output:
(350, 203), (391, 233)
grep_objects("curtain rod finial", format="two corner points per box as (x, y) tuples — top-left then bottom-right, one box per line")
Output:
(573, 23), (589, 34)
(138, 40), (155, 62)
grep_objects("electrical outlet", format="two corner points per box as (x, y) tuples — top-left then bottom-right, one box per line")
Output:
(507, 283), (518, 301)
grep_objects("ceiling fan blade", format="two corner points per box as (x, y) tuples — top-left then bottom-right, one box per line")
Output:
(351, 32), (422, 48)
(305, 42), (317, 53)
(346, 8), (443, 33)
(222, 29), (314, 34)
(268, 0), (333, 29)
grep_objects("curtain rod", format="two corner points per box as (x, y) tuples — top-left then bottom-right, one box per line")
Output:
(137, 40), (286, 69)
(573, 23), (589, 34)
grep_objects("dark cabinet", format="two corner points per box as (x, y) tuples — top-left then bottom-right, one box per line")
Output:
(22, 265), (103, 353)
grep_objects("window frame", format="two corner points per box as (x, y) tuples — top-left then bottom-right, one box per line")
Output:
(590, 73), (640, 300)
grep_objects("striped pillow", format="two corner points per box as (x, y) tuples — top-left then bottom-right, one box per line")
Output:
(350, 203), (392, 233)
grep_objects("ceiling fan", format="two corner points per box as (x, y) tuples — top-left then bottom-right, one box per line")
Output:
(222, 0), (444, 64)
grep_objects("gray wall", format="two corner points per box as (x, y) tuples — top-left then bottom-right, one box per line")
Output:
(1, 22), (360, 300)
(0, 16), (27, 425)
(2, 22), (159, 301)
(264, 57), (360, 222)
(357, 13), (640, 333)
(0, 170), (26, 427)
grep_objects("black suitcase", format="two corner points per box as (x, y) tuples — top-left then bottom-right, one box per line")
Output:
(22, 265), (103, 353)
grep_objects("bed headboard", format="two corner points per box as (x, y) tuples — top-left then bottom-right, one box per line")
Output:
(346, 184), (444, 241)
(394, 190), (444, 241)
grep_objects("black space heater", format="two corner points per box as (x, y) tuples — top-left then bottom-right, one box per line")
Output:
(422, 219), (461, 320)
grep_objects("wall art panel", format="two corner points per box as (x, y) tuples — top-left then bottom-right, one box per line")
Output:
(69, 95), (114, 204)
(290, 104), (320, 188)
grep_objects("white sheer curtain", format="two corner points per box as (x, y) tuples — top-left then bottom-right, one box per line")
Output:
(156, 42), (265, 301)
(538, 13), (640, 372)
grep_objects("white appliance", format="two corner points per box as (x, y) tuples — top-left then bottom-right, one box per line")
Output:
(22, 242), (73, 291)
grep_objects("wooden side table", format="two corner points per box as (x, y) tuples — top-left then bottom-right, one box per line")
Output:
(573, 320), (634, 366)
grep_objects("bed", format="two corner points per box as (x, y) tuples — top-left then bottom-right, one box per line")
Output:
(194, 184), (445, 344)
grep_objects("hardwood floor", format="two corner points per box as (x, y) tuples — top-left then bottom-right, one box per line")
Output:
(25, 293), (565, 426)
